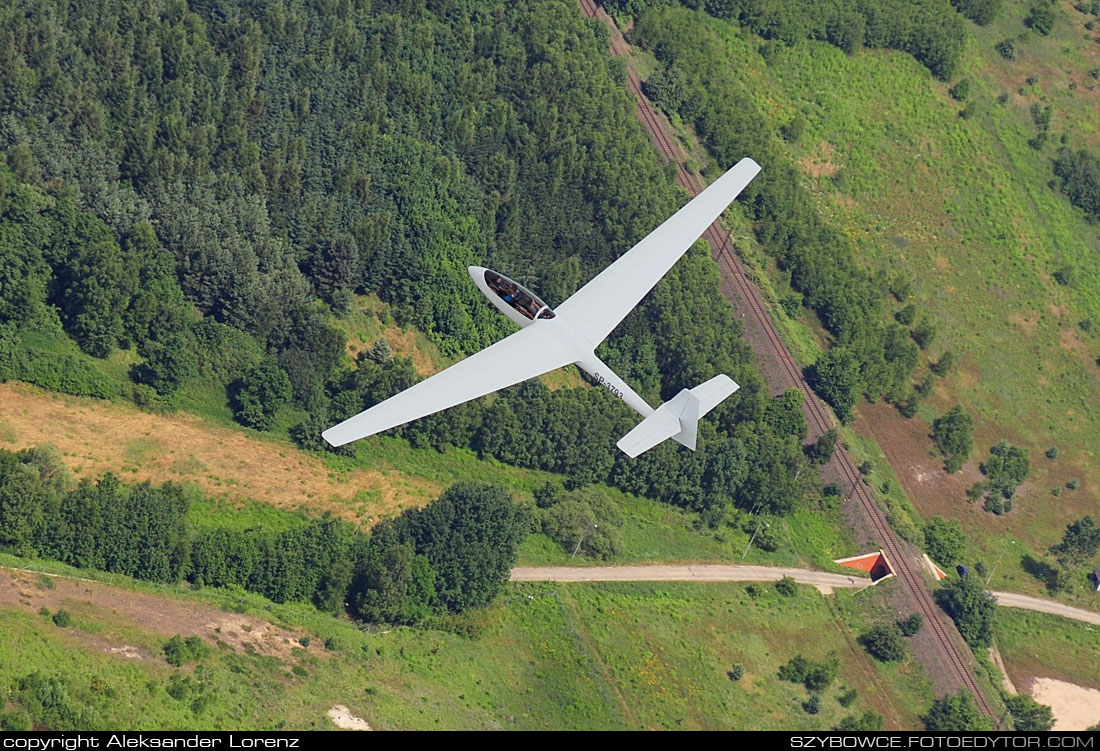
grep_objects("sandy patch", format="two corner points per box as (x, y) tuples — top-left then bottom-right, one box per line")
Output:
(798, 141), (839, 178)
(1, 382), (440, 526)
(1030, 677), (1100, 731)
(933, 256), (951, 271)
(107, 645), (145, 660)
(327, 705), (371, 730)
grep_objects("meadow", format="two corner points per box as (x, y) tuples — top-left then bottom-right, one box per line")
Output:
(0, 558), (929, 730)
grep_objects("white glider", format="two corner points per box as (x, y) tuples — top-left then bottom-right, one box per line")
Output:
(324, 158), (761, 458)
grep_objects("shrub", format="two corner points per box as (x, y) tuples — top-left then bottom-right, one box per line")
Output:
(932, 405), (973, 473)
(1026, 4), (1055, 34)
(860, 624), (907, 662)
(1006, 694), (1054, 730)
(935, 576), (997, 648)
(780, 293), (803, 318)
(803, 695), (821, 715)
(1045, 446), (1059, 459)
(1067, 478), (1080, 490)
(298, 636), (311, 648)
(835, 710), (884, 730)
(924, 517), (967, 564)
(1053, 265), (1077, 286)
(995, 39), (1017, 59)
(728, 663), (745, 681)
(291, 665), (308, 677)
(948, 79), (971, 101)
(924, 690), (991, 730)
(163, 635), (212, 667)
(897, 613), (924, 636)
(930, 351), (955, 376)
(895, 303), (918, 325)
(837, 687), (858, 707)
(52, 609), (72, 628)
(775, 576), (797, 596)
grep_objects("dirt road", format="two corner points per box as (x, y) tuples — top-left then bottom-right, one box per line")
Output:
(511, 565), (868, 594)
(992, 591), (1100, 626)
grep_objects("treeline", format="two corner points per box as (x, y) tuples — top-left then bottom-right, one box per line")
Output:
(1053, 148), (1100, 222)
(0, 446), (527, 623)
(631, 8), (924, 422)
(605, 0), (969, 80)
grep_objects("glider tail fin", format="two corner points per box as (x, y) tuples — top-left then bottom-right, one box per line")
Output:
(616, 374), (739, 458)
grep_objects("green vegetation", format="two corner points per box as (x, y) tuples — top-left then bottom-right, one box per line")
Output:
(162, 635), (212, 667)
(897, 613), (924, 637)
(924, 517), (968, 564)
(995, 608), (1100, 694)
(0, 572), (933, 730)
(0, 444), (526, 624)
(922, 690), (994, 730)
(931, 406), (974, 474)
(1004, 694), (1054, 731)
(934, 576), (998, 648)
(859, 625), (908, 663)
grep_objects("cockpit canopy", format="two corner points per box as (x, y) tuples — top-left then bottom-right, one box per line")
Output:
(483, 269), (556, 321)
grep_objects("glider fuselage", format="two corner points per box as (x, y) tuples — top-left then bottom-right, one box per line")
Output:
(469, 266), (654, 418)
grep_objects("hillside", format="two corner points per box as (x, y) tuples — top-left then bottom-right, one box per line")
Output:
(617, 0), (1100, 605)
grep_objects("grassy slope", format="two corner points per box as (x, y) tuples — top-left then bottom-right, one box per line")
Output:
(995, 607), (1100, 692)
(0, 557), (928, 730)
(669, 3), (1100, 601)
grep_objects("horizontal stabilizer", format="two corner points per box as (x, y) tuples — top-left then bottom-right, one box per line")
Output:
(616, 375), (739, 458)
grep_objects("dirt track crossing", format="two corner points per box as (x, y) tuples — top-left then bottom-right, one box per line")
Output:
(576, 0), (999, 724)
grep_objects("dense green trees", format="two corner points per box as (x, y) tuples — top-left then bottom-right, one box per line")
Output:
(1053, 148), (1100, 221)
(859, 624), (908, 662)
(931, 405), (974, 473)
(1049, 515), (1100, 571)
(923, 690), (991, 730)
(1005, 694), (1054, 731)
(934, 575), (997, 648)
(0, 446), (529, 624)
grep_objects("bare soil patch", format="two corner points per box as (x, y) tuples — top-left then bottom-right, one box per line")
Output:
(0, 566), (318, 662)
(798, 141), (839, 178)
(853, 402), (981, 522)
(1030, 677), (1100, 731)
(327, 705), (371, 730)
(0, 382), (440, 526)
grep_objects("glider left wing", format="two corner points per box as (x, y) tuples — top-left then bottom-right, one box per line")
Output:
(322, 323), (578, 446)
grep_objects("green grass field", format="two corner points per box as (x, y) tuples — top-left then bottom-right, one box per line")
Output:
(641, 4), (1100, 595)
(995, 607), (1100, 691)
(0, 556), (930, 730)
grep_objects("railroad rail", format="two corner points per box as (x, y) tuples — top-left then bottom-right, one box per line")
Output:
(576, 0), (999, 724)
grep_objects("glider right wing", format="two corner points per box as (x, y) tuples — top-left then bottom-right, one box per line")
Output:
(554, 158), (760, 346)
(322, 323), (579, 446)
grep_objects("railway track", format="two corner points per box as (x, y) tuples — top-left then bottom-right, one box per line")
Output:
(577, 0), (1000, 725)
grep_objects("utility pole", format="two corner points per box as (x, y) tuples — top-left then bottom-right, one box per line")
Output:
(571, 521), (597, 560)
(741, 519), (769, 561)
(986, 539), (1015, 586)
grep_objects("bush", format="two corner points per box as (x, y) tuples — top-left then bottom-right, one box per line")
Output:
(897, 613), (924, 636)
(230, 357), (292, 431)
(1046, 446), (1059, 459)
(837, 687), (858, 707)
(895, 303), (918, 325)
(1027, 3), (1055, 34)
(835, 710), (884, 730)
(923, 690), (992, 730)
(935, 576), (997, 648)
(52, 609), (72, 628)
(911, 318), (937, 349)
(860, 624), (907, 662)
(995, 39), (1017, 59)
(932, 405), (973, 473)
(728, 663), (745, 681)
(779, 292), (803, 318)
(1006, 694), (1054, 730)
(803, 694), (821, 714)
(775, 576), (797, 596)
(291, 665), (308, 677)
(163, 635), (212, 667)
(948, 79), (971, 101)
(930, 351), (955, 376)
(924, 517), (967, 564)
(1067, 478), (1080, 490)
(1053, 265), (1077, 286)
(952, 0), (1002, 25)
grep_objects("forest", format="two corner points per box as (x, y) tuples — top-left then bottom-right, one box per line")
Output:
(0, 0), (830, 524)
(0, 445), (528, 624)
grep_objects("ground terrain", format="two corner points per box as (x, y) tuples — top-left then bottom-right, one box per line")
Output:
(0, 560), (930, 730)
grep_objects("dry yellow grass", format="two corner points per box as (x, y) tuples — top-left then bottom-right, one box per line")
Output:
(0, 382), (440, 526)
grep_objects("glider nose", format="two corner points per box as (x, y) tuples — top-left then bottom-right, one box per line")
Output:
(468, 266), (486, 284)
